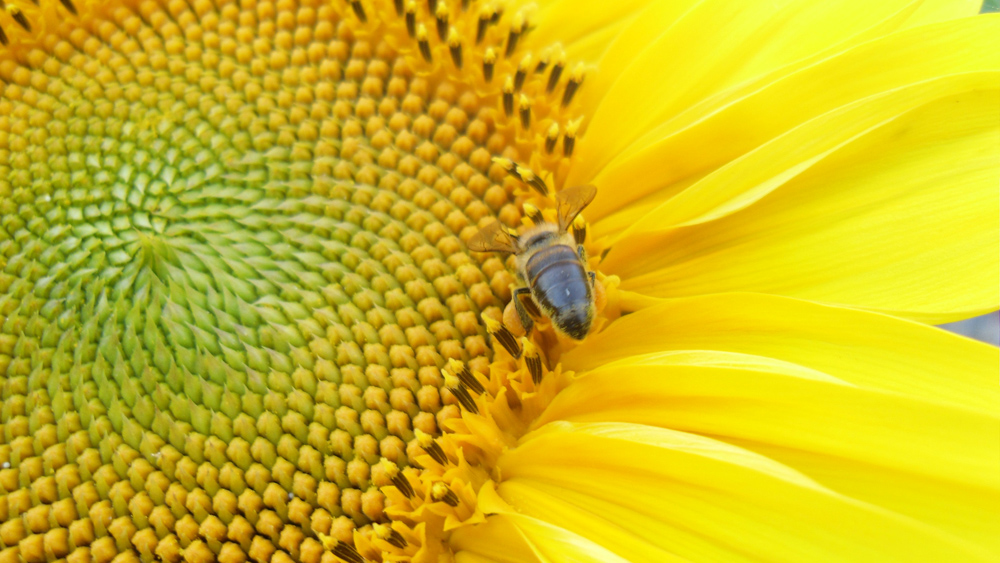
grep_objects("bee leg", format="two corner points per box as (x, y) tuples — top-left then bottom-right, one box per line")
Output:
(588, 270), (596, 288)
(577, 244), (588, 262)
(512, 287), (535, 335)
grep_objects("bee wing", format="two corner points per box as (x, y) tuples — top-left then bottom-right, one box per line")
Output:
(466, 221), (520, 254)
(556, 184), (598, 233)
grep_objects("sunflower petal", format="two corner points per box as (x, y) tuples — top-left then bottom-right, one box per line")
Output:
(533, 362), (1000, 555)
(602, 83), (998, 320)
(724, 438), (1000, 555)
(455, 554), (504, 563)
(571, 0), (700, 116)
(573, 0), (806, 186)
(614, 72), (999, 234)
(578, 14), (998, 224)
(500, 422), (993, 561)
(563, 293), (999, 413)
(493, 480), (691, 562)
(451, 506), (633, 563)
(522, 0), (659, 62)
(535, 362), (999, 490)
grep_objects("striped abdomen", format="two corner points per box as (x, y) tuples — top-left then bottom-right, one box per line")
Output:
(525, 244), (593, 340)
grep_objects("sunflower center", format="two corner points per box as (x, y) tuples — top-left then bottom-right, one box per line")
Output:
(0, 0), (590, 561)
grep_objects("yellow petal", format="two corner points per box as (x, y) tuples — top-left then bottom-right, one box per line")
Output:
(574, 0), (800, 186)
(602, 85), (998, 321)
(500, 422), (993, 561)
(523, 0), (659, 63)
(598, 348), (852, 385)
(451, 510), (633, 563)
(563, 293), (999, 414)
(533, 364), (1000, 555)
(571, 0), (700, 117)
(616, 71), (999, 234)
(455, 554), (503, 563)
(451, 514), (540, 563)
(725, 438), (1000, 554)
(495, 480), (691, 562)
(578, 15), (997, 224)
(536, 362), (998, 490)
(569, 3), (986, 197)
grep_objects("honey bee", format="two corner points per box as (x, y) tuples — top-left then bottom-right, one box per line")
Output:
(468, 185), (598, 341)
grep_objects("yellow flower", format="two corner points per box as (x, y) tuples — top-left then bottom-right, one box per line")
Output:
(0, 1), (997, 562)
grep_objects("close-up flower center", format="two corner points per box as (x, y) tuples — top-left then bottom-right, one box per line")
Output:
(0, 0), (602, 561)
(4, 1), (998, 562)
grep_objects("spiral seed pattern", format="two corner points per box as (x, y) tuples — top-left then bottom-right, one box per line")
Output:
(1, 0), (587, 561)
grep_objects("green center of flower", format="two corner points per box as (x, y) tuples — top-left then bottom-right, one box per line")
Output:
(0, 0), (595, 561)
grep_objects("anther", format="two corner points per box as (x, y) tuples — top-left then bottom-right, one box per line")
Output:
(522, 203), (544, 225)
(502, 77), (515, 117)
(380, 459), (415, 498)
(431, 482), (461, 507)
(505, 13), (525, 57)
(374, 524), (408, 549)
(428, 0), (438, 13)
(7, 5), (30, 32)
(435, 2), (449, 41)
(416, 24), (432, 62)
(483, 48), (496, 82)
(448, 27), (463, 68)
(405, 1), (417, 38)
(0, 24), (7, 46)
(563, 63), (585, 107)
(491, 6), (503, 24)
(535, 51), (550, 74)
(348, 0), (367, 23)
(565, 118), (582, 157)
(519, 95), (531, 129)
(476, 10), (490, 44)
(59, 0), (77, 15)
(392, 473), (414, 498)
(415, 429), (449, 465)
(516, 166), (549, 197)
(515, 55), (532, 91)
(573, 214), (587, 245)
(444, 373), (479, 414)
(484, 315), (522, 359)
(331, 540), (366, 563)
(462, 0), (470, 11)
(448, 358), (484, 395)
(547, 55), (566, 93)
(545, 123), (559, 154)
(492, 156), (519, 179)
(393, 0), (404, 16)
(522, 338), (543, 384)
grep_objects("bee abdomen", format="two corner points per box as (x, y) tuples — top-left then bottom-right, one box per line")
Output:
(526, 245), (593, 340)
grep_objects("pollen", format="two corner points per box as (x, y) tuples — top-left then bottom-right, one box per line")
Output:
(0, 0), (592, 562)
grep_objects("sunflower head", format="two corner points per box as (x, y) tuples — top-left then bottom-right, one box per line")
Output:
(0, 0), (621, 561)
(3, 1), (999, 562)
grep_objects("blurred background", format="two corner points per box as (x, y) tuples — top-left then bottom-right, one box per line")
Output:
(941, 312), (1000, 346)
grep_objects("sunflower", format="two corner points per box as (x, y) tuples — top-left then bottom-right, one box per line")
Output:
(1, 0), (997, 562)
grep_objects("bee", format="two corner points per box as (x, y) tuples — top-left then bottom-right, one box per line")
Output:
(468, 185), (598, 341)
